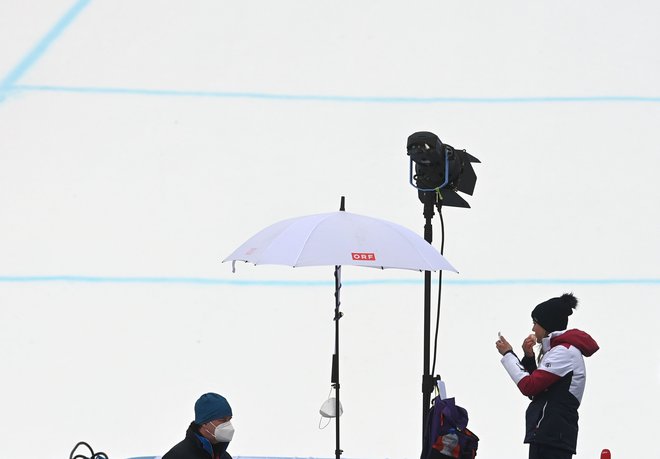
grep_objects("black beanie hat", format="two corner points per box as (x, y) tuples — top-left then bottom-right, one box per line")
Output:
(531, 293), (578, 333)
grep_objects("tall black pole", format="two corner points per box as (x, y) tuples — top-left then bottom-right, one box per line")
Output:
(421, 201), (435, 441)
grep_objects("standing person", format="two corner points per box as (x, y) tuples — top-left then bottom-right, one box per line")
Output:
(495, 293), (599, 459)
(163, 392), (235, 459)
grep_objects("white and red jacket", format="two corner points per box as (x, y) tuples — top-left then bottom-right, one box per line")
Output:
(501, 329), (599, 453)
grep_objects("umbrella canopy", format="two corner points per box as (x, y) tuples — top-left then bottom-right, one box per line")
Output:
(223, 210), (457, 272)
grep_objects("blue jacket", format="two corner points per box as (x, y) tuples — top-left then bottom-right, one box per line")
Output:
(162, 422), (232, 459)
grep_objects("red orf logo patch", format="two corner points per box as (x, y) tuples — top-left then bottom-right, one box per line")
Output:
(351, 252), (376, 261)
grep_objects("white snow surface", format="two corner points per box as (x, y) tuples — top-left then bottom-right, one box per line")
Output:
(1, 1), (659, 458)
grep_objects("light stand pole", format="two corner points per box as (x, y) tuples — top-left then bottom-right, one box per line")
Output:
(421, 199), (446, 441)
(421, 201), (436, 435)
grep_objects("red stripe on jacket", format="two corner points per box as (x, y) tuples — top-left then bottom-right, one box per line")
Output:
(516, 369), (561, 396)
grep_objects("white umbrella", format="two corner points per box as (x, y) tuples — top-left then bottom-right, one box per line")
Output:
(224, 209), (456, 272)
(223, 198), (457, 459)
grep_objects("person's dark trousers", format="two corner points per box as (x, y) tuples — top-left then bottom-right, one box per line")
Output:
(529, 443), (573, 459)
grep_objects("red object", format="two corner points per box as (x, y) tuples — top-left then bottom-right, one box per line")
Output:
(601, 449), (611, 459)
(351, 252), (376, 261)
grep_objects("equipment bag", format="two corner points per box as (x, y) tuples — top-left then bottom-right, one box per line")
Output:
(421, 397), (479, 459)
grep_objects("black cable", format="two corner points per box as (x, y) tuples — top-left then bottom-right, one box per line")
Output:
(69, 441), (109, 459)
(430, 206), (445, 378)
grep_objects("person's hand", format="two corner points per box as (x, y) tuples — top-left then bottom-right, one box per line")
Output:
(522, 334), (537, 358)
(496, 334), (513, 356)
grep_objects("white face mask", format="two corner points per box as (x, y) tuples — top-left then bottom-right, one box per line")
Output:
(212, 420), (234, 442)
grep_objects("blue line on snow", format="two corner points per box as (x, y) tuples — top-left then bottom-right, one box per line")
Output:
(10, 84), (660, 104)
(0, 275), (658, 286)
(0, 0), (92, 97)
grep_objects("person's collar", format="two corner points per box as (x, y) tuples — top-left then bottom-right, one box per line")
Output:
(194, 433), (215, 457)
(542, 330), (567, 351)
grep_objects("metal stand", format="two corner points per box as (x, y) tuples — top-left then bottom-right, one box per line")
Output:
(332, 264), (343, 459)
(421, 202), (434, 436)
(331, 196), (345, 459)
(421, 200), (443, 441)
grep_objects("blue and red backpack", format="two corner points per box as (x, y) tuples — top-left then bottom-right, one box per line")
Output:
(421, 397), (479, 459)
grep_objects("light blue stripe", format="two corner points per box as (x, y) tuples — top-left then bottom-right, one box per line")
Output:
(0, 0), (92, 92)
(10, 84), (660, 104)
(0, 275), (658, 286)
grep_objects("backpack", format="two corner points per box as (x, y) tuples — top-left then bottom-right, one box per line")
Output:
(421, 397), (479, 459)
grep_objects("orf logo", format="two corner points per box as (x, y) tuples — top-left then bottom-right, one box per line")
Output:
(351, 252), (376, 261)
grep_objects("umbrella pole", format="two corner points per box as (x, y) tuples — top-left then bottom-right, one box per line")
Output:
(332, 264), (343, 459)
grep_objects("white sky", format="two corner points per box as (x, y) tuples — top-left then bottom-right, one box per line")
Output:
(1, 1), (659, 458)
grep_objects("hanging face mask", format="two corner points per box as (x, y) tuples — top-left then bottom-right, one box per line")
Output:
(319, 397), (343, 418)
(212, 420), (235, 442)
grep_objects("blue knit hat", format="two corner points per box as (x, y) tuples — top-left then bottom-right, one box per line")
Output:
(194, 393), (232, 424)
